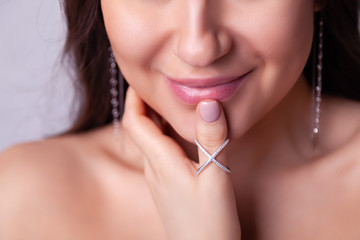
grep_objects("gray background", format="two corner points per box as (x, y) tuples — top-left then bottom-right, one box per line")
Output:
(0, 0), (74, 151)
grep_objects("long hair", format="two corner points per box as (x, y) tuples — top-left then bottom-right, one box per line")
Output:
(62, 0), (360, 134)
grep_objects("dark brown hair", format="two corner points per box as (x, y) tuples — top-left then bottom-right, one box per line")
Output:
(62, 0), (360, 134)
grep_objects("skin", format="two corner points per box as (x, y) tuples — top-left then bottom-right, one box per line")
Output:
(1, 0), (360, 239)
(104, 0), (314, 142)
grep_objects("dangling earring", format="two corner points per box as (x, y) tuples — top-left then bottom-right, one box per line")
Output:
(312, 13), (324, 145)
(108, 46), (125, 138)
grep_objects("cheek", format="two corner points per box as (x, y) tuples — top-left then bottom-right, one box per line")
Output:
(102, 1), (165, 73)
(252, 2), (314, 75)
(104, 18), (151, 68)
(102, 2), (197, 141)
(224, 2), (314, 138)
(102, 1), (169, 113)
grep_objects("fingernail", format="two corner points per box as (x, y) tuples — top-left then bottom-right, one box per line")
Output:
(199, 101), (220, 123)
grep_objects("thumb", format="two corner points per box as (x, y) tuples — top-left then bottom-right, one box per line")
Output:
(195, 100), (229, 175)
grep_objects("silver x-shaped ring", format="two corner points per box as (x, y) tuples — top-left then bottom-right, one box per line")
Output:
(195, 139), (231, 175)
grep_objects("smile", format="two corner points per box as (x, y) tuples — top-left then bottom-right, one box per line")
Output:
(165, 72), (250, 105)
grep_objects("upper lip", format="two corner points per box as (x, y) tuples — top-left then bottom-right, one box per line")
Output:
(165, 71), (251, 88)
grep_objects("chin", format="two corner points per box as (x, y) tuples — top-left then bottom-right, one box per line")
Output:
(170, 121), (196, 143)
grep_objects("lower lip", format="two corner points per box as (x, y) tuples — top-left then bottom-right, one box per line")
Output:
(166, 74), (248, 105)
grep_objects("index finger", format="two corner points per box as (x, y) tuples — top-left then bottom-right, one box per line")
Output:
(122, 87), (195, 176)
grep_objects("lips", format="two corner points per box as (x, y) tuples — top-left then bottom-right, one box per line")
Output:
(165, 72), (250, 105)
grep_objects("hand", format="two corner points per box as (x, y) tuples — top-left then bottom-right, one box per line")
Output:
(122, 87), (241, 240)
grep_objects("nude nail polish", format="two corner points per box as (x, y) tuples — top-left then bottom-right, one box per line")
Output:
(199, 101), (220, 123)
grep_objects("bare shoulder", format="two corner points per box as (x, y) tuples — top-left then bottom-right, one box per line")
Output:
(320, 97), (360, 188)
(0, 127), (160, 239)
(0, 134), (98, 239)
(1, 134), (76, 161)
(321, 96), (360, 152)
(0, 135), (81, 183)
(337, 98), (360, 153)
(0, 135), (84, 183)
(325, 97), (360, 169)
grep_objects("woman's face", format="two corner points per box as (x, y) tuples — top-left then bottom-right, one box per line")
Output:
(101, 0), (315, 142)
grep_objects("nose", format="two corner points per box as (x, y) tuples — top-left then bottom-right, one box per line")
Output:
(175, 1), (232, 67)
